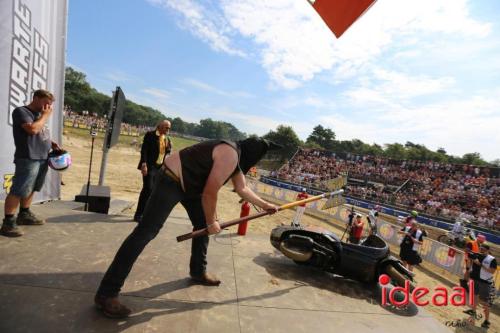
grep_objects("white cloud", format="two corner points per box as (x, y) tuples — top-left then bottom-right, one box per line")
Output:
(182, 78), (254, 98)
(104, 70), (137, 83)
(146, 0), (491, 88)
(221, 0), (490, 88)
(146, 0), (246, 57)
(319, 89), (500, 160)
(344, 68), (456, 105)
(212, 109), (312, 137)
(142, 88), (170, 99)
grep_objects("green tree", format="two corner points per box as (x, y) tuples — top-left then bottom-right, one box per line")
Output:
(461, 152), (487, 166)
(306, 125), (336, 150)
(384, 143), (407, 160)
(263, 125), (302, 161)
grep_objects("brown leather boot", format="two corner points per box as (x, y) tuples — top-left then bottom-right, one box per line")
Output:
(94, 294), (131, 318)
(190, 272), (221, 286)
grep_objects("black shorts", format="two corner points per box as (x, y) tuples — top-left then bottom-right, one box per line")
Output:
(400, 248), (422, 265)
(474, 280), (496, 306)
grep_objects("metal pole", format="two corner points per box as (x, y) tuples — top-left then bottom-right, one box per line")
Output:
(84, 136), (95, 211)
(98, 143), (109, 186)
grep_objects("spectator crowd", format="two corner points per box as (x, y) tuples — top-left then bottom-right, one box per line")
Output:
(63, 109), (152, 137)
(271, 148), (500, 230)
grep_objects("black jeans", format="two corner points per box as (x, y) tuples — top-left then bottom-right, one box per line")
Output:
(97, 171), (209, 297)
(134, 165), (160, 218)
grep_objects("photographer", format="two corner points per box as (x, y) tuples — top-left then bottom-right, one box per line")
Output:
(349, 213), (364, 244)
(464, 244), (496, 329)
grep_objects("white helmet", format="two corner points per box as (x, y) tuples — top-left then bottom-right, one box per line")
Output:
(48, 150), (72, 172)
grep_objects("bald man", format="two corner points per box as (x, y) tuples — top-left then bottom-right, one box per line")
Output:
(134, 120), (172, 222)
(95, 137), (280, 318)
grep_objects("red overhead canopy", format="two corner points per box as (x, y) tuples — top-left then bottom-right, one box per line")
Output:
(310, 0), (377, 38)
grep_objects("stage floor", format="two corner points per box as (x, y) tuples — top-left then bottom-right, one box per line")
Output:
(0, 201), (451, 333)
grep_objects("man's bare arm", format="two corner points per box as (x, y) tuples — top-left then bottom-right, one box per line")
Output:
(232, 172), (277, 212)
(202, 144), (239, 233)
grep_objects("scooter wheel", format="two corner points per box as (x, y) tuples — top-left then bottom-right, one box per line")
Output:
(386, 265), (416, 292)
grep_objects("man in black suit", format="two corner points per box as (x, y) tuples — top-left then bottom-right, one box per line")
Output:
(133, 120), (172, 222)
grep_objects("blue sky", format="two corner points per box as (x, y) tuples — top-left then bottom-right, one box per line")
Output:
(67, 0), (500, 161)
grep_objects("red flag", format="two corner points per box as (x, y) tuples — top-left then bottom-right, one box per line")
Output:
(309, 0), (377, 38)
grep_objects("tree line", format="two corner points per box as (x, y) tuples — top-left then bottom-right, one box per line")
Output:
(264, 124), (498, 166)
(64, 67), (497, 166)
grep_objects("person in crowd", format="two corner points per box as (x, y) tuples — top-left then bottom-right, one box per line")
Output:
(404, 210), (418, 228)
(1, 89), (62, 237)
(367, 208), (379, 236)
(133, 120), (172, 222)
(349, 213), (364, 244)
(94, 138), (280, 318)
(451, 217), (466, 242)
(461, 234), (486, 289)
(398, 221), (424, 272)
(291, 188), (308, 227)
(463, 244), (497, 329)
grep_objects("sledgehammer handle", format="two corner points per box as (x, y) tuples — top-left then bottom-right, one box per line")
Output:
(176, 210), (271, 242)
(175, 189), (343, 242)
(176, 189), (343, 242)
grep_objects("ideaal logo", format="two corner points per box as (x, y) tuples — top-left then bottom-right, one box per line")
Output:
(3, 174), (14, 194)
(379, 274), (474, 307)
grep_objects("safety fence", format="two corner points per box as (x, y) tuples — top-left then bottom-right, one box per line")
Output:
(247, 178), (500, 289)
(260, 176), (500, 245)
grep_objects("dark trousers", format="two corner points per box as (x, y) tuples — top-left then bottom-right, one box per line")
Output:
(134, 165), (160, 218)
(97, 171), (209, 297)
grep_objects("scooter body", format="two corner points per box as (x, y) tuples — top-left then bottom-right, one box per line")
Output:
(270, 225), (414, 287)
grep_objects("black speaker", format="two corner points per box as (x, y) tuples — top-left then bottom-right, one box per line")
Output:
(75, 185), (110, 214)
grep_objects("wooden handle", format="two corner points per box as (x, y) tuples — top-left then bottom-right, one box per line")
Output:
(176, 189), (343, 242)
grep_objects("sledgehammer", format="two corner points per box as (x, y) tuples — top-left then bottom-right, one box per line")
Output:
(176, 189), (344, 242)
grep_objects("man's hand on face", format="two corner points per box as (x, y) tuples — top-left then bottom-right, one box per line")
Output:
(41, 103), (53, 116)
(207, 221), (221, 234)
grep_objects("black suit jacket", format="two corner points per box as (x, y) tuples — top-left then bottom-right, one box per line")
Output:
(137, 130), (172, 169)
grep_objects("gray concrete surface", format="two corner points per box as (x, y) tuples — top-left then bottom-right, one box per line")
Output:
(0, 201), (451, 333)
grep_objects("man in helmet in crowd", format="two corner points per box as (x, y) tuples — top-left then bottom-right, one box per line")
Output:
(1, 89), (63, 237)
(94, 137), (280, 318)
(404, 210), (418, 228)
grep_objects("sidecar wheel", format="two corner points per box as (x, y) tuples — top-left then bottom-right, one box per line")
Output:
(386, 266), (415, 292)
(437, 234), (453, 246)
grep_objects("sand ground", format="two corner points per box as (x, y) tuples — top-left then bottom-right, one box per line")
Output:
(61, 132), (499, 332)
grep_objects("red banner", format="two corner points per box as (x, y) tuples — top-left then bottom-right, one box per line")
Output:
(310, 0), (377, 38)
(448, 248), (456, 258)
